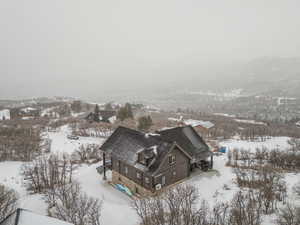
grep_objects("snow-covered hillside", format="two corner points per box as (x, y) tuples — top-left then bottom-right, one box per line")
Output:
(220, 136), (291, 153)
(0, 129), (298, 225)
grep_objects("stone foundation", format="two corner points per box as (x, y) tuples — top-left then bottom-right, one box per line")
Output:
(111, 171), (190, 197)
(112, 171), (154, 197)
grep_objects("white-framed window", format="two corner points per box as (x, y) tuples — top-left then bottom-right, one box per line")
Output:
(145, 177), (150, 184)
(168, 154), (176, 164)
(137, 172), (141, 179)
(125, 167), (128, 175)
(162, 176), (166, 186)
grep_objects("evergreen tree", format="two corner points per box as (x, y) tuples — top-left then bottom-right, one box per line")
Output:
(93, 104), (100, 122)
(124, 103), (133, 119)
(137, 116), (153, 131)
(71, 100), (82, 113)
(104, 102), (113, 111)
(117, 103), (134, 121)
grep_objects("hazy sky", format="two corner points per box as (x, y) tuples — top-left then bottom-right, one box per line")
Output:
(0, 0), (300, 99)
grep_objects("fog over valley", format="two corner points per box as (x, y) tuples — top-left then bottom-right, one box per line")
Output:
(1, 0), (300, 100)
(0, 2), (300, 225)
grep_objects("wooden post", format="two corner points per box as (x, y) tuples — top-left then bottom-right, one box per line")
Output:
(210, 155), (213, 169)
(103, 152), (107, 180)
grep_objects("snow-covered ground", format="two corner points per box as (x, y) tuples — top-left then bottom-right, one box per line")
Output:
(234, 119), (267, 126)
(0, 125), (106, 218)
(220, 136), (291, 153)
(214, 113), (236, 118)
(46, 125), (105, 154)
(74, 164), (138, 225)
(0, 130), (298, 225)
(0, 161), (48, 215)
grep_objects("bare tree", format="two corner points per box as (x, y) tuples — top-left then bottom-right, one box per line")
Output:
(276, 203), (300, 225)
(229, 191), (261, 225)
(73, 144), (101, 164)
(21, 154), (74, 193)
(132, 185), (202, 225)
(293, 181), (300, 196)
(46, 182), (102, 225)
(0, 184), (18, 221)
(0, 126), (42, 161)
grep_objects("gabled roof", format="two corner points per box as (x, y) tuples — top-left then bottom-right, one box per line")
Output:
(0, 208), (73, 225)
(184, 119), (215, 129)
(101, 126), (212, 174)
(99, 110), (116, 121)
(157, 126), (212, 160)
(100, 126), (175, 174)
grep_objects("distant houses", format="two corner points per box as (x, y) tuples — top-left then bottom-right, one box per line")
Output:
(0, 208), (73, 225)
(86, 110), (117, 123)
(0, 109), (10, 121)
(100, 126), (213, 196)
(167, 117), (215, 138)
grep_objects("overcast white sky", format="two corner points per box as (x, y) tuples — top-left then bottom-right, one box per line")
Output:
(0, 0), (300, 99)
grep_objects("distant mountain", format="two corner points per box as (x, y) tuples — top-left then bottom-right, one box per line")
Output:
(230, 57), (300, 97)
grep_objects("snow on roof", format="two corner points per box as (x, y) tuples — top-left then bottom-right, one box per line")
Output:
(0, 109), (10, 120)
(21, 107), (37, 113)
(145, 133), (160, 138)
(234, 119), (266, 126)
(184, 119), (214, 129)
(214, 113), (236, 118)
(108, 115), (117, 124)
(1, 209), (73, 225)
(168, 116), (183, 122)
(18, 210), (73, 225)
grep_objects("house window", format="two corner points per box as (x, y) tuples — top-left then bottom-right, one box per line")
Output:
(137, 172), (141, 179)
(139, 154), (146, 165)
(125, 167), (128, 175)
(162, 176), (166, 186)
(168, 154), (176, 164)
(145, 177), (150, 184)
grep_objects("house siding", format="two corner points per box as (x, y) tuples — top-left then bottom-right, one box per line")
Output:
(110, 145), (190, 195)
(111, 156), (154, 191)
(154, 146), (190, 188)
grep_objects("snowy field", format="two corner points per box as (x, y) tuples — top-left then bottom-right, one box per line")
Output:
(234, 118), (267, 126)
(220, 136), (291, 153)
(46, 125), (105, 154)
(0, 130), (299, 225)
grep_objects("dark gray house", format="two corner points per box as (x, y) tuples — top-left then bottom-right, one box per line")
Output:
(100, 126), (213, 196)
